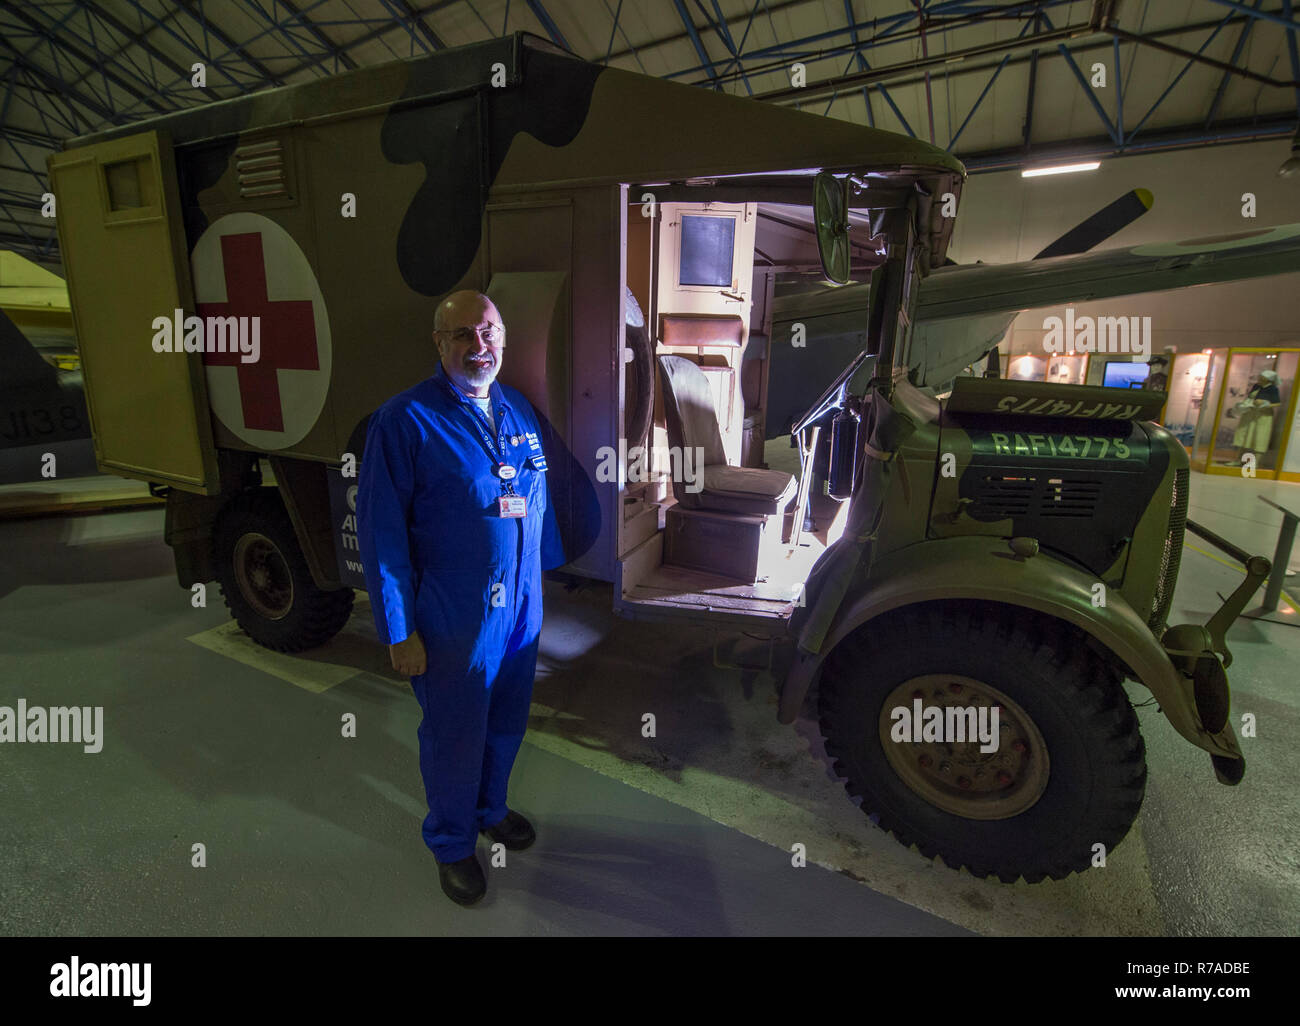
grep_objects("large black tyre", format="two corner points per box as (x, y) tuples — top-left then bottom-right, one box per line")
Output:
(817, 602), (1147, 883)
(213, 488), (354, 652)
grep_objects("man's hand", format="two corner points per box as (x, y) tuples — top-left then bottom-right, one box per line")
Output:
(390, 631), (427, 677)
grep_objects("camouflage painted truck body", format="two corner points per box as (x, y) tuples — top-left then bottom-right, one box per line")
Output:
(49, 32), (958, 582)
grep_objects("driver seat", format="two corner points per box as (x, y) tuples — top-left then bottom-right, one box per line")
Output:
(657, 354), (796, 515)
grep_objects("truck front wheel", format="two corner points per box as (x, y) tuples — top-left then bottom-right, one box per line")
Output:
(817, 602), (1147, 883)
(213, 488), (354, 652)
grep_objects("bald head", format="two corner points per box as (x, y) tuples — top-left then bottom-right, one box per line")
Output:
(435, 290), (502, 333)
(434, 290), (505, 397)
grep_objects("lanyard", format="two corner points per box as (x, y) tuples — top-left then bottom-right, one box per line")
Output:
(437, 374), (516, 493)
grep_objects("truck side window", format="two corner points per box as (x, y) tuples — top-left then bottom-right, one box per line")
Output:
(679, 214), (735, 287)
(103, 157), (154, 211)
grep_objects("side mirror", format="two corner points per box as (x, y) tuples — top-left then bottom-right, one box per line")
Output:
(813, 171), (851, 285)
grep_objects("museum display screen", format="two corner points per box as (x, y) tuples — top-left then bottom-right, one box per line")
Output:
(679, 214), (736, 287)
(1102, 361), (1150, 388)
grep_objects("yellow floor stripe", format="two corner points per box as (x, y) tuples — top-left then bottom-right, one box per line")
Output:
(1183, 543), (1299, 613)
(185, 596), (409, 693)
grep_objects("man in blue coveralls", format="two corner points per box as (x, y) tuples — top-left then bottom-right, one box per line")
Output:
(357, 290), (564, 906)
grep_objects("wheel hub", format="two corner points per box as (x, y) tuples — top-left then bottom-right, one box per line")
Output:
(878, 674), (1050, 820)
(233, 532), (294, 621)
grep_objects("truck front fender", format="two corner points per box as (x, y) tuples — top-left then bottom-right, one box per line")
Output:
(779, 536), (1243, 762)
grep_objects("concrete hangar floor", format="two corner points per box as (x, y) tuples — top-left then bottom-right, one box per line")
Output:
(1, 466), (1296, 937)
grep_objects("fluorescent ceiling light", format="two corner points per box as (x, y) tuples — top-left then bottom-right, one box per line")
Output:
(1022, 162), (1102, 178)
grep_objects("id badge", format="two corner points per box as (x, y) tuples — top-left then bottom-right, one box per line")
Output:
(498, 494), (527, 518)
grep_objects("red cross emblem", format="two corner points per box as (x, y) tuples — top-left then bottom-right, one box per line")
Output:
(197, 232), (319, 433)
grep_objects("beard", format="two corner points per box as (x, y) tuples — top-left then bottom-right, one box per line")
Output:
(461, 350), (499, 388)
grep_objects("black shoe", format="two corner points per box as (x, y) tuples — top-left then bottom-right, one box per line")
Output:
(480, 810), (535, 851)
(437, 854), (486, 906)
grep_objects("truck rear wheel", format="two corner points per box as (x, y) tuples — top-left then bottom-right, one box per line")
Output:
(817, 602), (1147, 883)
(214, 488), (354, 652)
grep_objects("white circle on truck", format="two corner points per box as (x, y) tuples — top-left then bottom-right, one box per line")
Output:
(190, 212), (332, 450)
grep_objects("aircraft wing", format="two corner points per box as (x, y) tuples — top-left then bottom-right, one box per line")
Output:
(770, 222), (1300, 421)
(916, 224), (1300, 321)
(0, 250), (76, 356)
(907, 311), (1017, 387)
(908, 223), (1300, 385)
(0, 306), (60, 389)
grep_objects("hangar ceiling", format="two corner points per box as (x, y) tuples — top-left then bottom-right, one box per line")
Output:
(3, 0), (1299, 264)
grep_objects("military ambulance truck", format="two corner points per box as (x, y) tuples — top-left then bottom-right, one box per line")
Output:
(50, 32), (1277, 883)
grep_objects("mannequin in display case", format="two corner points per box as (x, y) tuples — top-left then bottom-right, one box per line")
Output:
(1143, 354), (1169, 391)
(1230, 368), (1282, 463)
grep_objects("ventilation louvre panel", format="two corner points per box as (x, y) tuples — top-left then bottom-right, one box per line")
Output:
(970, 475), (1103, 520)
(235, 140), (286, 199)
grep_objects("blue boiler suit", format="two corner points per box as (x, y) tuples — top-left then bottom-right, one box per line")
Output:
(357, 364), (564, 862)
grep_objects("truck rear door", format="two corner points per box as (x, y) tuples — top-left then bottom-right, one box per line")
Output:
(48, 129), (219, 494)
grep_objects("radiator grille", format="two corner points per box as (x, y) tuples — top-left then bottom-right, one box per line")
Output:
(1150, 467), (1189, 631)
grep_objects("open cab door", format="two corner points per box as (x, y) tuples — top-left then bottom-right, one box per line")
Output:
(612, 171), (922, 634)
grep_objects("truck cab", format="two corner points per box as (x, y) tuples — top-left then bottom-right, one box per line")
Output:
(610, 172), (946, 636)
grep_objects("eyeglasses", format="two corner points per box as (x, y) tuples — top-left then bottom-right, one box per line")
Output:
(438, 323), (505, 347)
